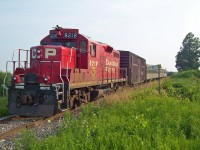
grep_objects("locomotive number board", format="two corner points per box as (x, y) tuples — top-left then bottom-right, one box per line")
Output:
(64, 32), (78, 39)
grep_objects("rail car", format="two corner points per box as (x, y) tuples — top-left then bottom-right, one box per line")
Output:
(6, 26), (167, 117)
(119, 51), (146, 85)
(146, 65), (167, 80)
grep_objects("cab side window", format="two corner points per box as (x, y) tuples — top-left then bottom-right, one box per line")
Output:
(90, 44), (96, 57)
(80, 41), (87, 53)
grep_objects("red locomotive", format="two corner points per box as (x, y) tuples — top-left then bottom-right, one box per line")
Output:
(8, 26), (127, 117)
(7, 26), (167, 117)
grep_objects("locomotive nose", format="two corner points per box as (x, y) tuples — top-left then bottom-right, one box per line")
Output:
(18, 91), (46, 105)
(25, 73), (38, 83)
(21, 92), (35, 105)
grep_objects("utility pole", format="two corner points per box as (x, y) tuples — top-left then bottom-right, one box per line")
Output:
(158, 64), (161, 94)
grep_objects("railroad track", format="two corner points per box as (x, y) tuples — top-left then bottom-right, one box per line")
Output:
(0, 116), (42, 140)
(0, 107), (82, 140)
(0, 115), (19, 124)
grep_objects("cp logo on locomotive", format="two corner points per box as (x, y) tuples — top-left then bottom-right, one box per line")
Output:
(45, 48), (56, 58)
(31, 48), (57, 59)
(32, 49), (37, 59)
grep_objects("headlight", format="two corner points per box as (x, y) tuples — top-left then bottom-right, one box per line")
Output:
(13, 76), (17, 81)
(12, 75), (21, 83)
(37, 50), (42, 59)
(43, 76), (50, 82)
(37, 50), (41, 54)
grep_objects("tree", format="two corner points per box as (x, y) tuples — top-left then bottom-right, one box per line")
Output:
(175, 32), (200, 71)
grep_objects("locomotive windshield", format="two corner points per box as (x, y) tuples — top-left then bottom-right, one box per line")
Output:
(41, 41), (77, 48)
(52, 42), (62, 46)
(64, 41), (77, 48)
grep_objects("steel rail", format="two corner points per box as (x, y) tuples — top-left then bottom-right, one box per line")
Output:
(0, 107), (82, 140)
(0, 115), (19, 124)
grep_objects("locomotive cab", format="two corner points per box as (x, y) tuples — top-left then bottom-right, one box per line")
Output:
(40, 26), (89, 69)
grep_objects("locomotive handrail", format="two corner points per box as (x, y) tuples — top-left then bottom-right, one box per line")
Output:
(2, 60), (27, 91)
(12, 49), (29, 60)
(12, 49), (29, 68)
(3, 61), (11, 91)
(6, 61), (28, 73)
(66, 48), (74, 84)
(65, 47), (75, 98)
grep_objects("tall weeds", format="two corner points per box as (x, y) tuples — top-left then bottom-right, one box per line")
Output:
(0, 97), (9, 116)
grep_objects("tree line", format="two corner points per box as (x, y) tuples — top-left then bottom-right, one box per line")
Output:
(176, 32), (200, 71)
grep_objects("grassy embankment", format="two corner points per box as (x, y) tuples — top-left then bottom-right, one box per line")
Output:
(17, 70), (200, 149)
(0, 97), (8, 117)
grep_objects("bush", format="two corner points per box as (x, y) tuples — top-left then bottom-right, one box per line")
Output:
(0, 71), (12, 97)
(0, 71), (11, 116)
(167, 71), (177, 76)
(172, 70), (200, 78)
(162, 70), (200, 103)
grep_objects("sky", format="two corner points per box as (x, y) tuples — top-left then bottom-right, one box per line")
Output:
(0, 0), (200, 72)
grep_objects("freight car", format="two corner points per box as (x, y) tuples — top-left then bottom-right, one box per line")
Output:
(119, 51), (146, 85)
(5, 26), (166, 117)
(147, 65), (167, 80)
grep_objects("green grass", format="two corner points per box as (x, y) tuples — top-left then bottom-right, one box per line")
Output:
(16, 70), (200, 149)
(0, 97), (9, 116)
(172, 69), (200, 78)
(162, 71), (200, 104)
